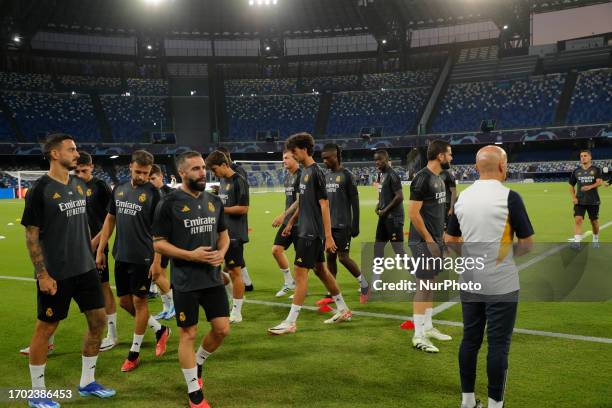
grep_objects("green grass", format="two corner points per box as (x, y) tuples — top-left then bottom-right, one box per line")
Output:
(0, 182), (611, 407)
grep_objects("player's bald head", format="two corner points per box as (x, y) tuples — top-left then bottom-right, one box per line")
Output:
(476, 145), (507, 179)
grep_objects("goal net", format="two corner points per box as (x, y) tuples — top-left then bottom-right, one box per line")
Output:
(5, 171), (47, 198)
(234, 160), (285, 194)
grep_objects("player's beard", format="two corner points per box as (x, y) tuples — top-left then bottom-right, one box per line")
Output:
(441, 161), (451, 170)
(188, 177), (206, 192)
(62, 158), (77, 171)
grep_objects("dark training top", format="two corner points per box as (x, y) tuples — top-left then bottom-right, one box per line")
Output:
(160, 184), (175, 197)
(569, 165), (602, 206)
(21, 175), (96, 280)
(153, 190), (227, 291)
(408, 167), (446, 243)
(84, 176), (112, 237)
(109, 181), (161, 265)
(218, 172), (250, 243)
(283, 168), (301, 225)
(297, 163), (328, 240)
(439, 170), (456, 205)
(377, 166), (404, 221)
(231, 163), (248, 183)
(325, 168), (359, 231)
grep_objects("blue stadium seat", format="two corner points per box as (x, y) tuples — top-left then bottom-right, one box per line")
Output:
(126, 78), (169, 96)
(1, 91), (101, 142)
(225, 78), (298, 96)
(301, 75), (359, 92)
(432, 74), (566, 133)
(0, 72), (55, 91)
(59, 75), (122, 93)
(567, 68), (612, 125)
(327, 87), (430, 136)
(226, 94), (319, 140)
(362, 70), (437, 90)
(0, 111), (16, 142)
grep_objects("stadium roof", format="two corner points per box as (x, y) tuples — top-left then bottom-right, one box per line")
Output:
(1, 0), (610, 41)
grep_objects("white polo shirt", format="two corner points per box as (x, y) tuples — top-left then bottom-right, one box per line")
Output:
(447, 179), (534, 295)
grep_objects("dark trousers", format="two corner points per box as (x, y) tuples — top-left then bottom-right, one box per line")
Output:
(459, 295), (518, 402)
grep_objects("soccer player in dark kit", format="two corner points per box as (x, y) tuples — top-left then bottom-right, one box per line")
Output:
(268, 133), (352, 335)
(96, 150), (171, 372)
(153, 151), (230, 408)
(408, 140), (454, 353)
(321, 143), (370, 304)
(22, 134), (115, 408)
(205, 151), (250, 323)
(569, 149), (603, 247)
(271, 150), (301, 297)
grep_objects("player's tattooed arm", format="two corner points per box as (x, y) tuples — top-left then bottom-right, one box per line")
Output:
(25, 226), (49, 279)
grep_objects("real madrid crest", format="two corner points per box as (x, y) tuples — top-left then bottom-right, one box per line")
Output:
(336, 175), (341, 182)
(208, 201), (215, 212)
(77, 185), (84, 196)
(139, 193), (147, 203)
(304, 174), (309, 182)
(86, 188), (92, 197)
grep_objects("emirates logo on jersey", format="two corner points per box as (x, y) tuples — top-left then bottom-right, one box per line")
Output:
(138, 193), (147, 203)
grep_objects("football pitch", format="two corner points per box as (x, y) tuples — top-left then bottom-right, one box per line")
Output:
(0, 182), (611, 408)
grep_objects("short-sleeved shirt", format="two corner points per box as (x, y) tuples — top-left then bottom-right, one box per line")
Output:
(569, 165), (602, 205)
(109, 181), (161, 265)
(297, 163), (328, 240)
(439, 170), (456, 205)
(218, 173), (249, 243)
(326, 168), (358, 230)
(377, 166), (404, 221)
(283, 168), (301, 225)
(408, 167), (446, 243)
(84, 177), (112, 237)
(153, 190), (227, 291)
(21, 175), (95, 280)
(231, 163), (248, 183)
(447, 180), (534, 295)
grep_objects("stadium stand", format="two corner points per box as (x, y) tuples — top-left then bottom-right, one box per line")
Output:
(361, 70), (437, 90)
(567, 68), (612, 125)
(1, 91), (101, 142)
(0, 71), (55, 91)
(301, 74), (360, 92)
(0, 111), (16, 141)
(327, 87), (430, 136)
(58, 75), (122, 92)
(432, 74), (566, 133)
(126, 78), (169, 96)
(224, 78), (298, 96)
(100, 95), (169, 142)
(226, 94), (319, 140)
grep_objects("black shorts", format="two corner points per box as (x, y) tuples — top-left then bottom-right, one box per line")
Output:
(332, 228), (352, 252)
(173, 285), (230, 328)
(409, 241), (443, 279)
(273, 224), (298, 250)
(574, 204), (599, 220)
(295, 237), (325, 269)
(376, 217), (404, 242)
(224, 240), (245, 269)
(161, 255), (170, 269)
(37, 269), (105, 322)
(98, 246), (110, 283)
(114, 261), (151, 298)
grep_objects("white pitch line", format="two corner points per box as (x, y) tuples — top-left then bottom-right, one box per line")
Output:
(0, 275), (610, 344)
(432, 220), (612, 317)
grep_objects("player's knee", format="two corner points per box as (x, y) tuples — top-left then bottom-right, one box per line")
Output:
(272, 245), (283, 257)
(338, 252), (350, 264)
(179, 327), (197, 343)
(36, 321), (58, 338)
(313, 264), (328, 278)
(119, 296), (133, 311)
(212, 324), (230, 340)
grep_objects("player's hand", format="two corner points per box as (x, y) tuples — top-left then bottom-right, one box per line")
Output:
(95, 251), (107, 270)
(90, 236), (100, 253)
(426, 241), (442, 258)
(572, 197), (578, 205)
(377, 209), (388, 218)
(189, 246), (212, 263)
(281, 223), (293, 237)
(325, 235), (337, 253)
(206, 250), (224, 267)
(38, 275), (57, 296)
(272, 213), (284, 228)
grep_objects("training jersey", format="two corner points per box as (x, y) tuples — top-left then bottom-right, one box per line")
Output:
(21, 175), (95, 280)
(231, 163), (248, 183)
(218, 173), (249, 243)
(153, 189), (227, 291)
(160, 184), (175, 197)
(84, 176), (112, 238)
(325, 168), (359, 230)
(377, 166), (404, 221)
(439, 170), (456, 206)
(447, 180), (534, 295)
(109, 181), (161, 265)
(569, 165), (602, 205)
(297, 163), (327, 240)
(408, 167), (446, 243)
(283, 168), (301, 225)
